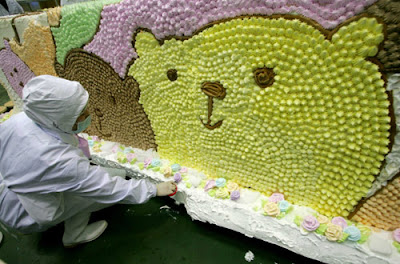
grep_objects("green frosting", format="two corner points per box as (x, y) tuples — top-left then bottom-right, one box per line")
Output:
(356, 224), (371, 244)
(52, 0), (120, 65)
(294, 215), (303, 227)
(208, 189), (216, 197)
(393, 241), (400, 253)
(137, 162), (144, 170)
(276, 212), (286, 220)
(315, 223), (328, 235)
(186, 182), (192, 188)
(151, 167), (160, 172)
(337, 232), (349, 243)
(199, 180), (207, 189)
(117, 152), (127, 164)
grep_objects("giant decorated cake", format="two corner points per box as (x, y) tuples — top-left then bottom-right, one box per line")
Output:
(1, 0), (400, 263)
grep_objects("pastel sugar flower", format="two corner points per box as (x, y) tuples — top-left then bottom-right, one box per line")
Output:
(316, 215), (330, 225)
(215, 188), (230, 199)
(144, 158), (152, 168)
(117, 152), (127, 163)
(325, 224), (343, 241)
(162, 166), (172, 178)
(189, 176), (202, 188)
(230, 190), (240, 201)
(268, 193), (284, 203)
(173, 173), (182, 183)
(126, 153), (136, 163)
(215, 178), (227, 188)
(111, 144), (119, 153)
(264, 202), (280, 217)
(180, 167), (188, 173)
(88, 140), (95, 147)
(151, 159), (162, 167)
(92, 136), (99, 141)
(204, 180), (216, 191)
(226, 181), (239, 192)
(344, 226), (361, 242)
(278, 200), (290, 212)
(331, 217), (348, 229)
(393, 228), (400, 243)
(123, 147), (133, 154)
(171, 164), (181, 172)
(92, 144), (102, 153)
(302, 215), (320, 231)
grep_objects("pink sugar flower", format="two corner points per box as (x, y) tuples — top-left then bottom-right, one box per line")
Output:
(331, 217), (348, 229)
(268, 193), (284, 203)
(302, 215), (320, 232)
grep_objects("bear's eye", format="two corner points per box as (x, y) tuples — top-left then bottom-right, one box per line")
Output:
(254, 67), (275, 88)
(167, 69), (178, 81)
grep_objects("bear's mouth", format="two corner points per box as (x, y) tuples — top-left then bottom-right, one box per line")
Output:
(199, 82), (226, 130)
(94, 108), (112, 137)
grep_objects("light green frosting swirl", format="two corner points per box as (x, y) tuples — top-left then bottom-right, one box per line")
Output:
(52, 0), (120, 65)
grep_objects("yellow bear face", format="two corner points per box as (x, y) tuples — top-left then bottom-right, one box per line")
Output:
(129, 16), (390, 217)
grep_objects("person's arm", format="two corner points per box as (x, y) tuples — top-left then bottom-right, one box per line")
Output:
(63, 157), (157, 204)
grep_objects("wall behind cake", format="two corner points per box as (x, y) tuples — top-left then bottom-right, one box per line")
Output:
(1, 0), (400, 226)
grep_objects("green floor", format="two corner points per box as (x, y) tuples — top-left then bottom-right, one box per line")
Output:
(0, 196), (322, 264)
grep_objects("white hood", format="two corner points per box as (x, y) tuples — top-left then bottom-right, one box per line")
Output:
(22, 75), (89, 134)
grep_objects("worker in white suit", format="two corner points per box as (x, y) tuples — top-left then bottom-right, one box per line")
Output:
(0, 75), (176, 247)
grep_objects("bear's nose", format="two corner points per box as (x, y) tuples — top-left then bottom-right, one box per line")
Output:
(201, 82), (226, 99)
(200, 82), (226, 130)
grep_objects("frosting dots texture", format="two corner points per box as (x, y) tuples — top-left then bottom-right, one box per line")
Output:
(130, 17), (390, 217)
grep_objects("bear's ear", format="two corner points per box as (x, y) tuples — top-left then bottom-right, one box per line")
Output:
(134, 31), (160, 57)
(331, 17), (384, 58)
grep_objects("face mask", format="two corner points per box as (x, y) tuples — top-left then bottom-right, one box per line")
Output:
(72, 115), (91, 134)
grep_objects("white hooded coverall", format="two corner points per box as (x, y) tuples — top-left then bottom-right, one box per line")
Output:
(0, 75), (157, 234)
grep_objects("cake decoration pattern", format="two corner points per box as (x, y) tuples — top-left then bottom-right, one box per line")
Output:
(56, 49), (157, 150)
(85, 0), (378, 78)
(9, 21), (57, 76)
(45, 7), (62, 27)
(51, 0), (119, 65)
(366, 0), (400, 72)
(351, 175), (400, 230)
(1, 0), (400, 262)
(129, 16), (390, 217)
(0, 40), (35, 98)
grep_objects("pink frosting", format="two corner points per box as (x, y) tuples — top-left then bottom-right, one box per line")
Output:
(144, 157), (152, 168)
(111, 144), (119, 153)
(268, 193), (284, 203)
(204, 180), (216, 191)
(84, 0), (377, 77)
(302, 215), (320, 231)
(331, 216), (348, 229)
(126, 153), (136, 162)
(393, 228), (400, 243)
(0, 40), (35, 98)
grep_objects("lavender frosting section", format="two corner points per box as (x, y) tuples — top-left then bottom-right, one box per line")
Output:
(84, 0), (378, 77)
(0, 40), (35, 98)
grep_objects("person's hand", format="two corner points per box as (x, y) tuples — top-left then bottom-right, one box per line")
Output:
(156, 181), (177, 196)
